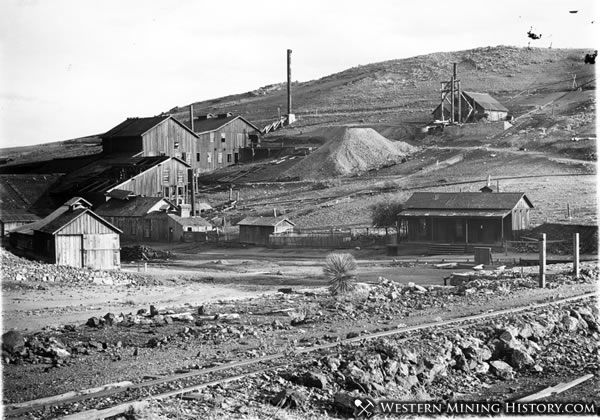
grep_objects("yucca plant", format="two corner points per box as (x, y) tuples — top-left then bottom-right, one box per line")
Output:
(324, 253), (357, 295)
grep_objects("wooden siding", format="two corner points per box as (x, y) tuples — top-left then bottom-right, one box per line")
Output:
(239, 225), (274, 246)
(196, 118), (260, 172)
(113, 159), (189, 205)
(56, 212), (115, 235)
(83, 233), (120, 269)
(142, 119), (197, 163)
(55, 235), (83, 267)
(103, 213), (171, 242)
(511, 197), (531, 231)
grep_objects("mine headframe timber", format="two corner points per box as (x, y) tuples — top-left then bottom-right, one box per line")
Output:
(439, 63), (472, 124)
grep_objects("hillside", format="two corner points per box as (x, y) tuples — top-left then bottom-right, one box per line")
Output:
(169, 46), (595, 130)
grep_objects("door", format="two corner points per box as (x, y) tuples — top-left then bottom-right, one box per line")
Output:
(83, 234), (120, 270)
(56, 235), (83, 267)
(234, 153), (239, 163)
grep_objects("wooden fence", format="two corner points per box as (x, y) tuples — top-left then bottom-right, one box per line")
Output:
(268, 228), (396, 249)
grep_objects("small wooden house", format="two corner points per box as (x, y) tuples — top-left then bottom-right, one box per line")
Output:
(0, 211), (40, 237)
(167, 213), (213, 242)
(11, 198), (122, 269)
(238, 216), (295, 246)
(95, 196), (176, 242)
(397, 192), (533, 244)
(433, 91), (509, 122)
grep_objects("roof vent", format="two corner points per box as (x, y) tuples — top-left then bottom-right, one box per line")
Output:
(217, 112), (233, 119)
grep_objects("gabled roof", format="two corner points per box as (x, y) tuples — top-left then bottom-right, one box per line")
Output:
(168, 214), (212, 227)
(463, 91), (509, 112)
(102, 116), (198, 139)
(103, 116), (169, 138)
(13, 198), (122, 235)
(402, 192), (533, 211)
(237, 216), (295, 227)
(96, 196), (174, 217)
(193, 115), (260, 134)
(64, 197), (93, 208)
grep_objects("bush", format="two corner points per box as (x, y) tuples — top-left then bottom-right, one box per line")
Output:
(324, 253), (357, 295)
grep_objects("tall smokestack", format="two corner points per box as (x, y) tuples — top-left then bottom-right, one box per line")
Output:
(287, 49), (292, 116)
(189, 104), (194, 132)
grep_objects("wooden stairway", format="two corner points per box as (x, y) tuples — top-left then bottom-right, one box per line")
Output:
(427, 243), (467, 255)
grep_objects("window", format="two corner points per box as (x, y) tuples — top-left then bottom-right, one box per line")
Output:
(236, 133), (243, 148)
(217, 152), (223, 164)
(209, 132), (214, 143)
(207, 152), (212, 163)
(174, 141), (179, 149)
(187, 227), (192, 232)
(227, 154), (232, 163)
(162, 169), (170, 184)
(196, 153), (200, 162)
(221, 133), (226, 143)
(177, 170), (184, 184)
(181, 152), (187, 162)
(164, 187), (170, 198)
(178, 186), (184, 196)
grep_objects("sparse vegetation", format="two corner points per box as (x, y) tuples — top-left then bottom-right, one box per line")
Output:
(324, 253), (357, 295)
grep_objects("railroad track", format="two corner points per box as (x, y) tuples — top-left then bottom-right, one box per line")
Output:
(5, 291), (597, 419)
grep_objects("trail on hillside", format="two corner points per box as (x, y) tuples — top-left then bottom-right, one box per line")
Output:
(282, 127), (418, 179)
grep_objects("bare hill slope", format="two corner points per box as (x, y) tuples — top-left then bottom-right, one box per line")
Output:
(169, 46), (595, 128)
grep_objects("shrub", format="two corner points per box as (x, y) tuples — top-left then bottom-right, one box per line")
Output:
(324, 253), (357, 295)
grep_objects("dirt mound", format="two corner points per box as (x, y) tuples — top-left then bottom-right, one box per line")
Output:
(281, 127), (417, 179)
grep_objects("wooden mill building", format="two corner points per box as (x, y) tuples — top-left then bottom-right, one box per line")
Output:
(397, 191), (533, 245)
(238, 216), (295, 246)
(50, 154), (191, 207)
(11, 198), (122, 270)
(190, 113), (261, 171)
(433, 91), (509, 122)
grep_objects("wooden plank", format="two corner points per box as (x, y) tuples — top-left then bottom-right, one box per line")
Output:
(6, 381), (133, 410)
(516, 374), (593, 402)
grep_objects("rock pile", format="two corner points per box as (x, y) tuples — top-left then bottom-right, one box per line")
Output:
(0, 247), (148, 286)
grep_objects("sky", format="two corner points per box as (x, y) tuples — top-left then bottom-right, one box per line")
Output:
(0, 0), (597, 148)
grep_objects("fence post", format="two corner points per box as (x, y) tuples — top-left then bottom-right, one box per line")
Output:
(573, 232), (580, 279)
(539, 233), (546, 288)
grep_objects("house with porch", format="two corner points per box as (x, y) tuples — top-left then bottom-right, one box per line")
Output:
(397, 191), (533, 253)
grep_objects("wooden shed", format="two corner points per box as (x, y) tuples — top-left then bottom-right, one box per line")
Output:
(0, 211), (40, 237)
(191, 114), (261, 171)
(95, 196), (176, 242)
(433, 91), (509, 122)
(11, 197), (122, 269)
(397, 192), (533, 245)
(238, 216), (295, 246)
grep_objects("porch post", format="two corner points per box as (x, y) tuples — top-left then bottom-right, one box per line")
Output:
(465, 219), (469, 244)
(430, 217), (434, 241)
(500, 217), (504, 242)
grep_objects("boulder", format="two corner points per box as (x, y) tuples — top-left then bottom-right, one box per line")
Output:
(489, 360), (514, 379)
(562, 315), (579, 332)
(150, 305), (159, 316)
(2, 331), (25, 354)
(272, 388), (307, 409)
(86, 317), (103, 328)
(509, 347), (535, 369)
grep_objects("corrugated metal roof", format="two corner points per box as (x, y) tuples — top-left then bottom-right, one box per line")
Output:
(463, 91), (509, 112)
(102, 116), (169, 138)
(96, 197), (173, 217)
(168, 214), (212, 227)
(193, 116), (260, 134)
(400, 209), (510, 218)
(403, 192), (533, 210)
(237, 216), (295, 227)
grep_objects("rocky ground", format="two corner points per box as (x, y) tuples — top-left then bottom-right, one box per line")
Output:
(1, 247), (598, 418)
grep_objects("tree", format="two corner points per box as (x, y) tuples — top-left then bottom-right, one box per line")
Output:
(370, 201), (405, 228)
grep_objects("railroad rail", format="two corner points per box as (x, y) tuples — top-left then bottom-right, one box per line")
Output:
(5, 291), (597, 419)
